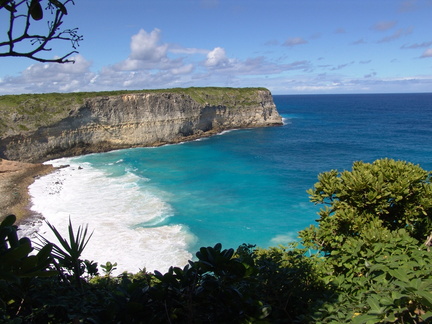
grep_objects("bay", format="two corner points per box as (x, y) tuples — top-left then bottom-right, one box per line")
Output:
(27, 93), (432, 274)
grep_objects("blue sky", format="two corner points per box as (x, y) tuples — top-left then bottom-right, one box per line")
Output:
(1, 0), (431, 95)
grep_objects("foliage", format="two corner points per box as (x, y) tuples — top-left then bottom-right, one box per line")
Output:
(299, 158), (432, 254)
(84, 243), (331, 323)
(0, 0), (82, 62)
(0, 214), (55, 321)
(111, 243), (269, 323)
(100, 261), (117, 276)
(173, 86), (270, 106)
(300, 159), (432, 323)
(36, 218), (97, 288)
(0, 214), (53, 280)
(313, 221), (432, 323)
(2, 158), (432, 323)
(237, 243), (330, 323)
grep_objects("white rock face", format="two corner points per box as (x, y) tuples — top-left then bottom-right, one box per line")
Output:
(0, 89), (282, 162)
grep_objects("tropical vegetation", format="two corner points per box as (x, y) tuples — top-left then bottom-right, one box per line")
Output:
(1, 158), (431, 323)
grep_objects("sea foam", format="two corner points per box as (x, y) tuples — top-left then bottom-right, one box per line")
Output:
(24, 157), (193, 275)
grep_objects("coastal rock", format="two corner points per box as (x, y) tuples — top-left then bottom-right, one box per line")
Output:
(0, 88), (282, 163)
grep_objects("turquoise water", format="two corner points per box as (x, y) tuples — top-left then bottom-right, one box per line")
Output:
(28, 93), (432, 273)
(79, 131), (312, 251)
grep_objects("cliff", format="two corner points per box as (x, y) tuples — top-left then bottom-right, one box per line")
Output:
(0, 87), (282, 163)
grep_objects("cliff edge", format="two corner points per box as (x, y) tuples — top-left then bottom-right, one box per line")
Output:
(0, 87), (282, 163)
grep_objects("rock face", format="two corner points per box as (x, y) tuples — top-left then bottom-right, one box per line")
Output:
(0, 88), (282, 163)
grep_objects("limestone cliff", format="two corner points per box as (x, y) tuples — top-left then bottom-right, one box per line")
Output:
(0, 88), (282, 163)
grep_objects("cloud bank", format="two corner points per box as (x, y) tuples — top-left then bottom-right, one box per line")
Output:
(1, 25), (431, 95)
(0, 28), (312, 94)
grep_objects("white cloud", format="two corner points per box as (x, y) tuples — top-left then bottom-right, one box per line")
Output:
(351, 38), (367, 45)
(169, 46), (209, 55)
(204, 51), (310, 76)
(4, 28), (311, 94)
(0, 55), (95, 94)
(204, 47), (231, 67)
(330, 61), (354, 71)
(398, 0), (417, 12)
(377, 27), (413, 43)
(371, 21), (397, 31)
(283, 37), (308, 47)
(310, 33), (322, 40)
(420, 48), (432, 58)
(401, 41), (432, 49)
(129, 28), (168, 62)
(264, 39), (279, 46)
(3, 26), (429, 96)
(171, 64), (194, 75)
(113, 28), (182, 72)
(94, 67), (180, 90)
(364, 72), (377, 78)
(22, 54), (92, 78)
(272, 74), (432, 95)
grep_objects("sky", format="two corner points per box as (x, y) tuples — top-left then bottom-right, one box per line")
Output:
(0, 0), (432, 95)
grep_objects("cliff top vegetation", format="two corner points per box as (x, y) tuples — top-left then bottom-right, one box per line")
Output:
(0, 87), (269, 137)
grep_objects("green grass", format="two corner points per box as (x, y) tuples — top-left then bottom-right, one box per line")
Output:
(0, 87), (269, 137)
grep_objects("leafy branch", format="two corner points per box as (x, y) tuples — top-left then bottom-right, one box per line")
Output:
(0, 0), (82, 63)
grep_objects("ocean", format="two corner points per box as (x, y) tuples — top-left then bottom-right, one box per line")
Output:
(26, 93), (432, 275)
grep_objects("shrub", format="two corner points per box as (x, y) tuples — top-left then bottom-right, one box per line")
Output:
(314, 221), (432, 323)
(300, 159), (432, 254)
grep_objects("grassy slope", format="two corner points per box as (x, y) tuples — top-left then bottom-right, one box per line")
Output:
(0, 87), (268, 137)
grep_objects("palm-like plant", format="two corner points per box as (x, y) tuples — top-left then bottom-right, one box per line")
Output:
(37, 218), (93, 288)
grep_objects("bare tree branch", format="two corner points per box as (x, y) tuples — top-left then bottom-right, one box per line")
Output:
(0, 0), (82, 63)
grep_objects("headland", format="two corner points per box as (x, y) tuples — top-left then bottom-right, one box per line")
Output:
(0, 87), (282, 222)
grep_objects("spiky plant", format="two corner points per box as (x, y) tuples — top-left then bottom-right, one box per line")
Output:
(37, 218), (93, 288)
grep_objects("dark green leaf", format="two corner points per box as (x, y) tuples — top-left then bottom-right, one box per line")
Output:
(1, 214), (16, 227)
(29, 0), (43, 20)
(366, 296), (382, 313)
(417, 290), (432, 309)
(389, 269), (410, 283)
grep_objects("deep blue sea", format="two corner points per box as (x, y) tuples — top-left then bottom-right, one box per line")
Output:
(27, 93), (432, 274)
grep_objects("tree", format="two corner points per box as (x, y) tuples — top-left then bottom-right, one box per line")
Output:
(0, 0), (82, 63)
(300, 158), (432, 254)
(298, 159), (432, 323)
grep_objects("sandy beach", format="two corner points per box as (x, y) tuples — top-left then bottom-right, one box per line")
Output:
(0, 159), (55, 224)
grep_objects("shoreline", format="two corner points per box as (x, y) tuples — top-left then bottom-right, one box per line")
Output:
(0, 127), (262, 226)
(0, 123), (282, 226)
(0, 159), (56, 224)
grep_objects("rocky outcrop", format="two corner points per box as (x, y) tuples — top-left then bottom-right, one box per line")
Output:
(0, 88), (282, 163)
